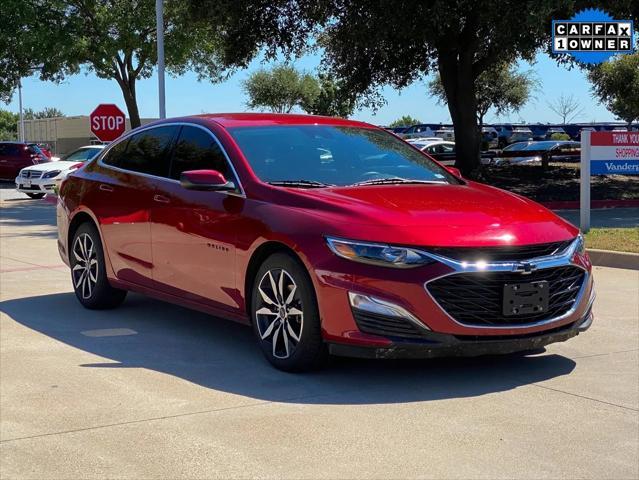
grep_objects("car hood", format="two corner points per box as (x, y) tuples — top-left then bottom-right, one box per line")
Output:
(22, 161), (80, 172)
(286, 182), (578, 247)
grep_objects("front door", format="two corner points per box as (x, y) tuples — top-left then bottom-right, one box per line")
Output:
(150, 125), (244, 313)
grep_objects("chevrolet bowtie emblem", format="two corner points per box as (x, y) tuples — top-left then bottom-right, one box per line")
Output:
(513, 262), (538, 274)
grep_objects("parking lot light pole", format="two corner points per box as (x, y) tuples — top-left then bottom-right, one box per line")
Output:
(18, 79), (24, 142)
(156, 0), (166, 119)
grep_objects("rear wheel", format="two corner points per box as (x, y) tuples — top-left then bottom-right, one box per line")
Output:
(251, 252), (327, 372)
(70, 223), (127, 309)
(26, 193), (45, 199)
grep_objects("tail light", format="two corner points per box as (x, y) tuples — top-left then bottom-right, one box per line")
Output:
(70, 162), (84, 170)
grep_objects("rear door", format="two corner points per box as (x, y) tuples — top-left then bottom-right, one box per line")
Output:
(89, 126), (177, 287)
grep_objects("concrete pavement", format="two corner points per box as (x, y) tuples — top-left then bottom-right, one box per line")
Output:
(1, 185), (638, 479)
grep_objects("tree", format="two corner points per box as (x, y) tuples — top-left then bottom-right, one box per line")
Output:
(429, 62), (537, 130)
(547, 93), (584, 124)
(243, 65), (319, 113)
(1, 1), (228, 128)
(301, 73), (356, 117)
(588, 53), (639, 128)
(187, 0), (638, 175)
(389, 116), (422, 128)
(0, 109), (19, 140)
(24, 107), (65, 119)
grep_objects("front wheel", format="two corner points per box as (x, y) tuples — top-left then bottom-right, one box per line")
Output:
(26, 192), (45, 199)
(251, 252), (327, 372)
(70, 222), (127, 309)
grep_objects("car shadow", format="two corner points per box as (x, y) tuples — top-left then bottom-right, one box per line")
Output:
(0, 197), (57, 237)
(0, 292), (577, 405)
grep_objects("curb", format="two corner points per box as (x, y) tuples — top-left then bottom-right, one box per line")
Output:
(541, 199), (639, 209)
(587, 249), (639, 270)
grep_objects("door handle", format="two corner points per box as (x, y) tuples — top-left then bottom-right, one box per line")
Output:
(153, 194), (170, 204)
(99, 184), (114, 192)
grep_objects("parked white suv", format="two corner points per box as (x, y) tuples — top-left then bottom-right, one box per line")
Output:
(15, 145), (104, 199)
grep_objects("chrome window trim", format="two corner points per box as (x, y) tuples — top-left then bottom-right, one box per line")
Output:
(422, 236), (591, 330)
(97, 122), (246, 197)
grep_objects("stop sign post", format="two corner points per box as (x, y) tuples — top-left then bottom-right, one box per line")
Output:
(90, 104), (126, 142)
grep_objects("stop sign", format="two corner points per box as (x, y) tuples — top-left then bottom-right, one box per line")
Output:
(90, 104), (126, 142)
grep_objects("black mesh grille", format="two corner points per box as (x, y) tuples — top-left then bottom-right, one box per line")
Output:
(427, 266), (585, 327)
(427, 241), (572, 262)
(352, 309), (425, 339)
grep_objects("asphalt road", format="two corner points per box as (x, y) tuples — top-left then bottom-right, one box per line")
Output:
(1, 186), (638, 479)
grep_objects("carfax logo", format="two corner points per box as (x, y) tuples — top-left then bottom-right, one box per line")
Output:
(552, 8), (635, 64)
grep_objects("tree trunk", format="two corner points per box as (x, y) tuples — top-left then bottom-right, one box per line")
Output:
(120, 81), (141, 129)
(438, 50), (481, 176)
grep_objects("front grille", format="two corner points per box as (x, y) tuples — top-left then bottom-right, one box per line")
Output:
(427, 266), (585, 327)
(21, 170), (43, 179)
(427, 240), (572, 262)
(352, 309), (425, 339)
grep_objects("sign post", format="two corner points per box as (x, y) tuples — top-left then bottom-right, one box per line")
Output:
(90, 104), (126, 142)
(580, 130), (591, 232)
(580, 130), (639, 232)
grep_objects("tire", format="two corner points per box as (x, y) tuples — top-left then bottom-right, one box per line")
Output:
(70, 222), (127, 309)
(250, 252), (327, 372)
(26, 193), (45, 199)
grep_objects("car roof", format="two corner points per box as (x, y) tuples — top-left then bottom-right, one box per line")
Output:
(162, 113), (376, 129)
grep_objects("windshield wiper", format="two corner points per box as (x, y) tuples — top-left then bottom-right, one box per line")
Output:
(350, 177), (446, 187)
(268, 180), (336, 188)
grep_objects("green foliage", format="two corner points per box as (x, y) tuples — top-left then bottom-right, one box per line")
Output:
(301, 74), (356, 117)
(1, 1), (229, 127)
(24, 107), (65, 119)
(550, 132), (571, 140)
(389, 116), (421, 128)
(588, 53), (639, 127)
(0, 109), (19, 140)
(429, 62), (537, 126)
(243, 65), (320, 114)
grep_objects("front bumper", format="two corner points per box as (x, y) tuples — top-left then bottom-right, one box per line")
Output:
(328, 304), (593, 359)
(15, 177), (59, 194)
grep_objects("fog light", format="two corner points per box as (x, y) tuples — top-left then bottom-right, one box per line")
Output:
(348, 292), (429, 330)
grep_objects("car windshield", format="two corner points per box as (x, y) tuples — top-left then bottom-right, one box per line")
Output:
(521, 141), (562, 151)
(503, 142), (530, 151)
(64, 148), (101, 161)
(228, 126), (458, 187)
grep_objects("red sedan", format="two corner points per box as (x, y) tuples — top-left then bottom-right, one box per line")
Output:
(57, 114), (594, 371)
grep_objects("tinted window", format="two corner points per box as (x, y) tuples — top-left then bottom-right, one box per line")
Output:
(102, 139), (129, 167)
(0, 144), (21, 156)
(169, 126), (231, 180)
(64, 148), (102, 162)
(119, 127), (176, 176)
(228, 126), (458, 186)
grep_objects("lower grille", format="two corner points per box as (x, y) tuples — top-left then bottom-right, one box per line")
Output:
(426, 266), (585, 327)
(352, 309), (425, 339)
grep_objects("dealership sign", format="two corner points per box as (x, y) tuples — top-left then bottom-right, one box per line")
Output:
(589, 132), (639, 175)
(90, 104), (126, 142)
(579, 130), (638, 231)
(552, 8), (635, 64)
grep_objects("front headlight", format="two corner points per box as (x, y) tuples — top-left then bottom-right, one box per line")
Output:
(325, 237), (435, 268)
(42, 170), (62, 179)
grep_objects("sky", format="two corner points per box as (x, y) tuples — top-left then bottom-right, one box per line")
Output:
(5, 51), (616, 126)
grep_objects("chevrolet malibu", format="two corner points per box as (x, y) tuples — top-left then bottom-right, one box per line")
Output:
(57, 114), (594, 371)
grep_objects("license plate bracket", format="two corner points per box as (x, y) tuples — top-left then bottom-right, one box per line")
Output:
(24, 179), (31, 187)
(503, 280), (549, 316)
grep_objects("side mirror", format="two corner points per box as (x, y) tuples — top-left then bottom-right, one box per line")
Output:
(179, 169), (235, 191)
(446, 166), (462, 178)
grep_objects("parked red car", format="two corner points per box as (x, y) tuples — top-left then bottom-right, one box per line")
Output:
(0, 142), (50, 181)
(57, 114), (594, 371)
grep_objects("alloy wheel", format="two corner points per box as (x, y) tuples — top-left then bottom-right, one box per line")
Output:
(255, 268), (304, 359)
(72, 233), (98, 300)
